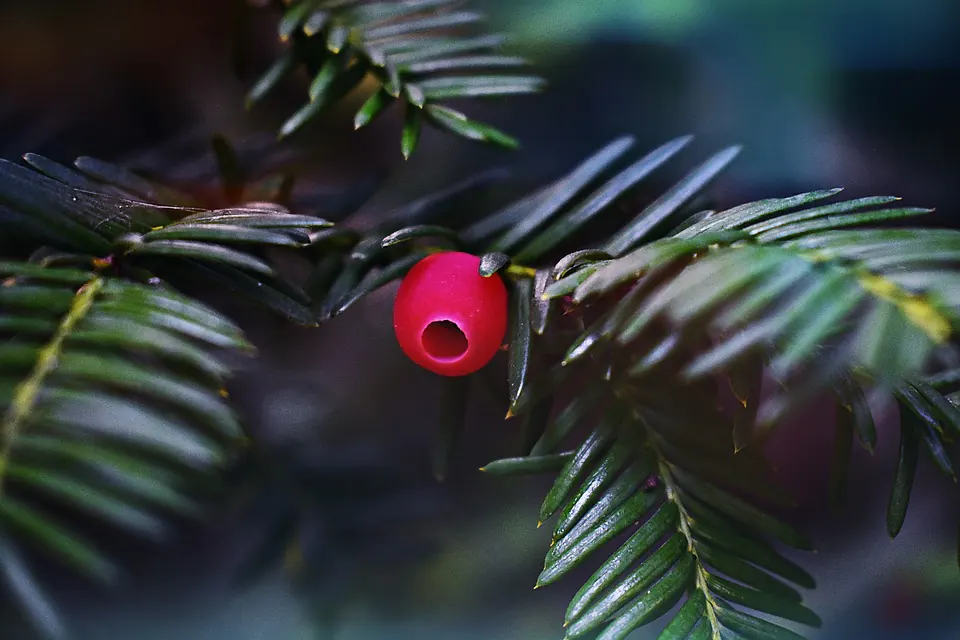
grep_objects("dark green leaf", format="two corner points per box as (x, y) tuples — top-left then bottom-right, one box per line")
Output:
(478, 252), (511, 277)
(830, 401), (855, 510)
(94, 294), (248, 349)
(507, 277), (533, 408)
(490, 136), (635, 254)
(516, 135), (693, 262)
(728, 357), (763, 451)
(912, 379), (960, 438)
(232, 503), (298, 588)
(326, 23), (349, 53)
(687, 502), (815, 589)
(688, 620), (714, 640)
(433, 375), (470, 481)
(14, 436), (199, 516)
(103, 283), (244, 336)
(552, 250), (614, 280)
(543, 261), (611, 300)
(755, 208), (931, 242)
(381, 225), (460, 248)
(303, 9), (329, 36)
(594, 554), (695, 640)
(480, 452), (573, 476)
(279, 60), (369, 138)
(72, 156), (180, 205)
(519, 393), (552, 454)
(52, 352), (240, 438)
(334, 251), (429, 315)
(540, 417), (616, 523)
(354, 89), (395, 129)
(404, 83), (426, 108)
(678, 188), (844, 238)
(715, 604), (808, 640)
(308, 55), (344, 102)
(575, 232), (746, 302)
(656, 591), (706, 640)
(210, 135), (244, 200)
(565, 535), (686, 637)
(531, 269), (552, 335)
(529, 385), (603, 456)
(0, 500), (116, 583)
(390, 34), (507, 64)
(836, 375), (877, 452)
(706, 575), (821, 628)
(279, 100), (325, 139)
(246, 51), (295, 108)
(177, 259), (315, 326)
(349, 0), (457, 26)
(604, 146), (742, 256)
(696, 542), (802, 602)
(402, 54), (528, 74)
(0, 262), (93, 284)
(887, 407), (921, 538)
(0, 533), (66, 640)
(0, 286), (73, 314)
(905, 399), (956, 478)
(419, 74), (543, 100)
(743, 195), (901, 235)
(401, 105), (423, 159)
(278, 0), (316, 39)
(318, 259), (369, 321)
(5, 466), (165, 539)
(549, 439), (633, 532)
(425, 105), (519, 150)
(22, 153), (126, 197)
(70, 318), (230, 384)
(365, 11), (483, 41)
(770, 283), (866, 377)
(0, 160), (114, 253)
(460, 184), (553, 246)
(673, 468), (813, 550)
(549, 461), (654, 560)
(541, 484), (663, 587)
(175, 209), (332, 229)
(142, 224), (303, 246)
(128, 240), (273, 275)
(38, 390), (223, 467)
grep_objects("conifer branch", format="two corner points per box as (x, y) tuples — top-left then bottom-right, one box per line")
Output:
(0, 276), (103, 497)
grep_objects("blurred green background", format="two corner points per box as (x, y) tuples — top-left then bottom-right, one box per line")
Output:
(1, 0), (960, 638)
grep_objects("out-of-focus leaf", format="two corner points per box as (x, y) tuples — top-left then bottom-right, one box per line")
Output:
(434, 375), (470, 481)
(0, 500), (117, 583)
(0, 533), (65, 640)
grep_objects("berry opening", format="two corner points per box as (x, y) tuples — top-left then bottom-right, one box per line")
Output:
(421, 320), (469, 361)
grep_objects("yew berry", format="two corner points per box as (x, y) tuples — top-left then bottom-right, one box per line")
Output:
(393, 251), (508, 376)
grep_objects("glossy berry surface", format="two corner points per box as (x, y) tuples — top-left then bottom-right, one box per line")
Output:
(393, 251), (508, 376)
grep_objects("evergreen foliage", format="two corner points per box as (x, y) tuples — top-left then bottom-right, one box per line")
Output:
(1, 1), (959, 638)
(247, 0), (543, 155)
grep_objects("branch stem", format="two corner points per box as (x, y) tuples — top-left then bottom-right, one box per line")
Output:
(0, 276), (104, 496)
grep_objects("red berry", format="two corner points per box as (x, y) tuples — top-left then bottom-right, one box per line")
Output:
(393, 251), (508, 376)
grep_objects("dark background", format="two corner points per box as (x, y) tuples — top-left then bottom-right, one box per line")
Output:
(1, 0), (960, 638)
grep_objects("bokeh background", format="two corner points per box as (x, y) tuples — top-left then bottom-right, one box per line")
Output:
(2, 0), (960, 638)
